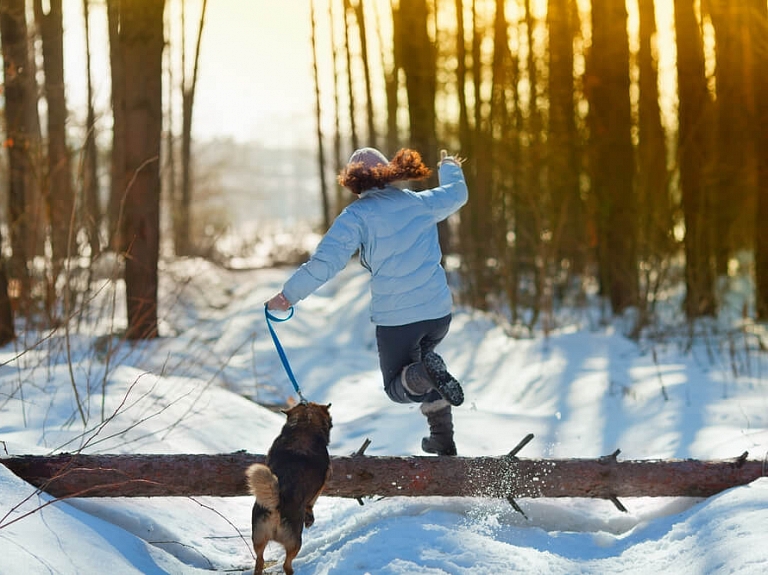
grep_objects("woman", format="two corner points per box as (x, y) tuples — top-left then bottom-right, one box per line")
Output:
(267, 147), (468, 455)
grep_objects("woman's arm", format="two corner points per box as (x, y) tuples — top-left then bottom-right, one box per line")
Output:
(267, 210), (363, 308)
(418, 151), (469, 221)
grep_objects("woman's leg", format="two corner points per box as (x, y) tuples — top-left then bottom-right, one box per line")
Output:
(376, 315), (451, 403)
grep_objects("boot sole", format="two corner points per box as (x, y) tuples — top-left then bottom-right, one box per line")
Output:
(422, 437), (457, 456)
(423, 352), (464, 406)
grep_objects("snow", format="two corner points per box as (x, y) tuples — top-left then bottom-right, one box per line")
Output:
(1, 260), (767, 574)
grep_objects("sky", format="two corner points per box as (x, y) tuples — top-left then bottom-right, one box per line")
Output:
(63, 0), (319, 146)
(0, 257), (767, 573)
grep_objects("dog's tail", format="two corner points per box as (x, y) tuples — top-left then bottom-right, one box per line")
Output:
(245, 463), (280, 510)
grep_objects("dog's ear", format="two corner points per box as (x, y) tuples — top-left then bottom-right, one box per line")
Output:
(325, 403), (332, 409)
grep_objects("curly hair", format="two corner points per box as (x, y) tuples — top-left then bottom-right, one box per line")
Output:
(337, 148), (432, 195)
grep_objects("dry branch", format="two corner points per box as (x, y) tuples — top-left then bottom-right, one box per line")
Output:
(2, 451), (764, 500)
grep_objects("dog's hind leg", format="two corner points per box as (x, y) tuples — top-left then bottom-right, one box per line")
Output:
(252, 536), (268, 575)
(304, 466), (332, 528)
(282, 540), (300, 575)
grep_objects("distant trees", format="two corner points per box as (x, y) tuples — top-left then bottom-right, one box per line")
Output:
(312, 0), (768, 328)
(1, 0), (768, 341)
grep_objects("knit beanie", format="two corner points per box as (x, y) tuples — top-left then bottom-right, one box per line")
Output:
(348, 147), (388, 169)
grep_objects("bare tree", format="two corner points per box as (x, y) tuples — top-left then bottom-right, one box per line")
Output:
(311, 0), (331, 231)
(396, 0), (437, 168)
(709, 0), (752, 275)
(636, 0), (672, 325)
(33, 0), (76, 320)
(175, 0), (208, 256)
(342, 0), (359, 150)
(106, 0), (126, 252)
(81, 0), (102, 258)
(0, 0), (33, 313)
(118, 0), (166, 339)
(675, 0), (716, 318)
(352, 0), (376, 147)
(750, 0), (768, 320)
(547, 0), (583, 273)
(587, 0), (638, 314)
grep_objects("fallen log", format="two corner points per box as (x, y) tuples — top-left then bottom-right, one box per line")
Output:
(1, 450), (764, 500)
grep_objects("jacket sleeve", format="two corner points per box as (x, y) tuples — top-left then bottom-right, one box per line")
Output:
(282, 209), (363, 305)
(418, 161), (469, 222)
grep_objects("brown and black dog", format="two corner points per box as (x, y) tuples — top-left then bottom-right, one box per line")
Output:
(245, 402), (332, 575)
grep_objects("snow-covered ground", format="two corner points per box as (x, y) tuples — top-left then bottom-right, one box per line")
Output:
(1, 260), (767, 574)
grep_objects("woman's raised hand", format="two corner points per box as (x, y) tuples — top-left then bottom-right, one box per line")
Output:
(439, 149), (465, 167)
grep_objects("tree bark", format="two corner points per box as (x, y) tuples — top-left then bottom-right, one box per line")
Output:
(175, 0), (208, 256)
(751, 0), (768, 321)
(397, 0), (437, 172)
(0, 0), (32, 307)
(675, 0), (716, 319)
(342, 0), (359, 150)
(106, 0), (126, 252)
(587, 0), (638, 314)
(120, 0), (165, 340)
(82, 0), (102, 258)
(709, 0), (751, 276)
(33, 0), (75, 266)
(1, 452), (762, 500)
(353, 0), (376, 147)
(310, 0), (331, 231)
(547, 0), (583, 273)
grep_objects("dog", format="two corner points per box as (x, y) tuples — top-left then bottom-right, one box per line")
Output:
(245, 401), (332, 575)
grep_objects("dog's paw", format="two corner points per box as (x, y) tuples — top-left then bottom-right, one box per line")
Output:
(304, 508), (315, 528)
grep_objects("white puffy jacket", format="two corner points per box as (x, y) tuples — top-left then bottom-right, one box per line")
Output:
(282, 161), (468, 326)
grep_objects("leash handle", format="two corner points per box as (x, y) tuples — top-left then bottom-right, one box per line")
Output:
(264, 304), (307, 403)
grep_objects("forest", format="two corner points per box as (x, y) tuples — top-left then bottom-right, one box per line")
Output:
(0, 0), (767, 346)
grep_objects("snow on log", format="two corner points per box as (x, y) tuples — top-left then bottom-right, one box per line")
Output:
(1, 451), (764, 500)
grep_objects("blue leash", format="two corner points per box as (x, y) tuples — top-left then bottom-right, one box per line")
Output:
(264, 304), (308, 403)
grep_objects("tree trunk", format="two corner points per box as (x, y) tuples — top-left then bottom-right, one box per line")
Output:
(2, 452), (762, 500)
(353, 0), (376, 147)
(311, 0), (331, 231)
(547, 0), (583, 274)
(34, 0), (75, 266)
(120, 0), (165, 340)
(329, 0), (344, 214)
(175, 0), (208, 257)
(342, 0), (359, 150)
(398, 0), (437, 171)
(636, 0), (671, 321)
(82, 0), (102, 258)
(0, 0), (32, 307)
(750, 0), (768, 321)
(0, 256), (13, 345)
(588, 0), (638, 314)
(384, 1), (399, 156)
(675, 0), (716, 318)
(107, 0), (127, 252)
(709, 0), (751, 276)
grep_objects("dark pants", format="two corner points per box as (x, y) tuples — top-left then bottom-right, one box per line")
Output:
(376, 314), (451, 404)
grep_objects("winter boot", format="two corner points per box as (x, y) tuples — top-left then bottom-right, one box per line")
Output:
(420, 399), (457, 456)
(422, 351), (464, 407)
(400, 362), (435, 399)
